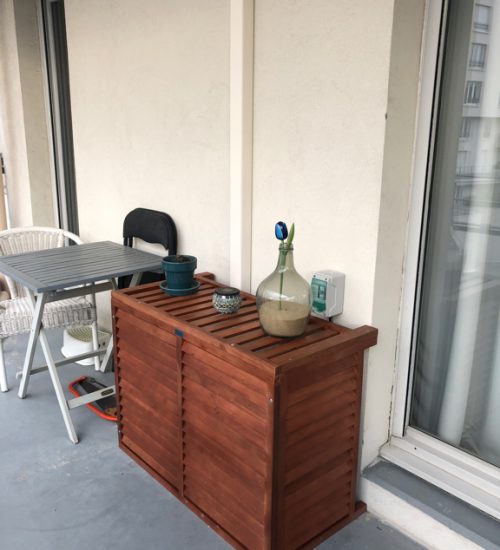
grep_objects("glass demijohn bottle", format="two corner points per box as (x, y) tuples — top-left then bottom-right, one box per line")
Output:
(256, 242), (311, 337)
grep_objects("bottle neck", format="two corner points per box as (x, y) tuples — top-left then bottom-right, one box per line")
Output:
(277, 243), (295, 271)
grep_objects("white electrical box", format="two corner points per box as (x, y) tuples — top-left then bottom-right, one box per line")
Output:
(311, 270), (345, 319)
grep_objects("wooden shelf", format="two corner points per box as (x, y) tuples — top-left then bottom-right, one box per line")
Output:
(112, 274), (377, 549)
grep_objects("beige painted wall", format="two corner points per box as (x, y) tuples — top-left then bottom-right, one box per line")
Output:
(0, 0), (55, 227)
(252, 0), (415, 468)
(0, 0), (33, 226)
(64, 0), (230, 281)
(366, 0), (426, 468)
(0, 0), (427, 475)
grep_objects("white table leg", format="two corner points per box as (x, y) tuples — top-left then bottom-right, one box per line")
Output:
(18, 290), (78, 443)
(99, 278), (118, 373)
(89, 292), (100, 372)
(38, 326), (78, 443)
(18, 291), (46, 399)
(129, 272), (142, 287)
(0, 340), (7, 392)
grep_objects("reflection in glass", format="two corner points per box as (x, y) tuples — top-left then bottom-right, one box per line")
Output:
(411, 0), (500, 467)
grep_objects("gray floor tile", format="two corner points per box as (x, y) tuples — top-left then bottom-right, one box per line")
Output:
(0, 330), (423, 549)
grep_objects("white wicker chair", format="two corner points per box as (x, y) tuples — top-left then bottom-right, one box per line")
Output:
(0, 227), (97, 392)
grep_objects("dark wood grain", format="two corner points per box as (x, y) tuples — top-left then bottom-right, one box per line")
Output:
(112, 274), (378, 549)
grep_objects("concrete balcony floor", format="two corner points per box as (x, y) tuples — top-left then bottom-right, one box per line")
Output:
(0, 330), (423, 550)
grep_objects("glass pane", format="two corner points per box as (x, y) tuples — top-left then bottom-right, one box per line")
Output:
(410, 0), (500, 468)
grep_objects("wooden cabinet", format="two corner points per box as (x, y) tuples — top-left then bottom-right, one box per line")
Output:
(112, 274), (377, 550)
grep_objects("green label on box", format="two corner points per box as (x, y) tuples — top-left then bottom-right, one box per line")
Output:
(311, 278), (327, 313)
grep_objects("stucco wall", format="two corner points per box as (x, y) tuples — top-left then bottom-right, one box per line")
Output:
(252, 0), (394, 325)
(366, 0), (426, 468)
(0, 0), (33, 226)
(0, 0), (54, 227)
(64, 0), (230, 281)
(1, 0), (427, 474)
(252, 0), (398, 468)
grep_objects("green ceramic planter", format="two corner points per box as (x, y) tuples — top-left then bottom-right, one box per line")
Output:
(161, 255), (197, 290)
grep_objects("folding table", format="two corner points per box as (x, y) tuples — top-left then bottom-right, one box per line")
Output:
(0, 241), (163, 443)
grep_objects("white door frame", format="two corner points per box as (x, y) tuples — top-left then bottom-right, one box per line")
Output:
(37, 0), (79, 234)
(383, 0), (500, 519)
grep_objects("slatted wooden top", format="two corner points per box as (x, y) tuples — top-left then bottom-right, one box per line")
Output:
(0, 241), (163, 293)
(114, 274), (377, 372)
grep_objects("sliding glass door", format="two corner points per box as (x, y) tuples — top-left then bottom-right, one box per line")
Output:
(41, 0), (79, 234)
(411, 0), (500, 468)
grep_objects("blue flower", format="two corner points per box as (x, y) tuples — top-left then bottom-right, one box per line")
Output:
(275, 221), (288, 241)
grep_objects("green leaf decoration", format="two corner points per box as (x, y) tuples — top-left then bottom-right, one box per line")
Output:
(286, 223), (295, 247)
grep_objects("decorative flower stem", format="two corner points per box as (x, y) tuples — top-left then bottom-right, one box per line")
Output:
(275, 222), (295, 310)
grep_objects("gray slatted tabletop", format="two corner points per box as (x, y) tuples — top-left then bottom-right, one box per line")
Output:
(0, 241), (163, 292)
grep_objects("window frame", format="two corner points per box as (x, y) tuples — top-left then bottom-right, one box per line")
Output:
(464, 80), (482, 104)
(473, 4), (491, 32)
(469, 42), (486, 68)
(384, 0), (500, 519)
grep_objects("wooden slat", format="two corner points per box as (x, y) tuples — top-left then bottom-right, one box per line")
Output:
(286, 433), (355, 484)
(121, 435), (178, 487)
(182, 383), (268, 450)
(141, 287), (214, 305)
(286, 376), (357, 422)
(279, 325), (378, 371)
(284, 461), (352, 511)
(184, 426), (267, 491)
(257, 328), (333, 359)
(287, 408), (357, 448)
(115, 328), (178, 370)
(118, 378), (177, 422)
(286, 359), (356, 405)
(116, 346), (177, 392)
(184, 442), (265, 516)
(285, 488), (351, 547)
(117, 356), (178, 403)
(240, 324), (320, 353)
(118, 396), (176, 436)
(115, 308), (177, 347)
(190, 304), (255, 327)
(173, 305), (229, 323)
(115, 318), (178, 361)
(199, 311), (260, 332)
(182, 403), (268, 475)
(182, 359), (268, 419)
(286, 474), (352, 524)
(212, 319), (262, 338)
(116, 350), (176, 393)
(223, 327), (266, 345)
(271, 334), (339, 366)
(122, 419), (178, 469)
(182, 353), (267, 409)
(285, 450), (353, 497)
(286, 393), (357, 433)
(287, 424), (355, 471)
(156, 293), (214, 313)
(186, 484), (264, 550)
(182, 341), (270, 395)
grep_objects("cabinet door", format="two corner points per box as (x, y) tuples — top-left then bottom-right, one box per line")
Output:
(181, 342), (272, 549)
(114, 309), (180, 492)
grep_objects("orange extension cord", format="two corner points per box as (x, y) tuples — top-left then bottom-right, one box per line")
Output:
(68, 376), (117, 422)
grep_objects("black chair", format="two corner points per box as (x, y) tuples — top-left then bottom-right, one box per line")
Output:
(118, 208), (177, 288)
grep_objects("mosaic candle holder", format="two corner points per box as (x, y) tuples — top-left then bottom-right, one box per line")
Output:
(212, 287), (241, 314)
